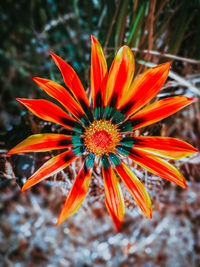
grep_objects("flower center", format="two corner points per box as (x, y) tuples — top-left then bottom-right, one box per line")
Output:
(84, 120), (121, 156)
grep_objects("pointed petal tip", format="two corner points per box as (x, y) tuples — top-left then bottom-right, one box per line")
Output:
(165, 62), (172, 71)
(49, 52), (58, 60)
(32, 77), (44, 85)
(16, 97), (25, 101)
(21, 179), (34, 191)
(164, 62), (172, 72)
(167, 61), (172, 67)
(190, 97), (197, 103)
(114, 221), (122, 232)
(8, 148), (21, 155)
(16, 98), (24, 104)
(7, 149), (13, 155)
(21, 185), (27, 191)
(56, 219), (61, 226)
(16, 98), (30, 106)
(121, 45), (131, 50)
(178, 180), (188, 188)
(142, 203), (152, 220)
(91, 35), (98, 44)
(184, 97), (195, 103)
(31, 76), (36, 82)
(56, 214), (65, 226)
(32, 76), (40, 82)
(32, 76), (49, 85)
(190, 146), (199, 154)
(146, 209), (152, 220)
(49, 51), (55, 56)
(153, 61), (171, 71)
(117, 45), (133, 55)
(163, 61), (172, 68)
(118, 45), (134, 58)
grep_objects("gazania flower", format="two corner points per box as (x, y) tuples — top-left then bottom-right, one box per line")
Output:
(8, 36), (198, 231)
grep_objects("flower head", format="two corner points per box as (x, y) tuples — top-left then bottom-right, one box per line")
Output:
(84, 120), (121, 156)
(8, 36), (198, 231)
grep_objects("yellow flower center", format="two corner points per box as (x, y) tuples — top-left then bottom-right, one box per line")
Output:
(84, 120), (121, 156)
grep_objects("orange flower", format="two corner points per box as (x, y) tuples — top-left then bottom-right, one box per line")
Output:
(8, 36), (198, 231)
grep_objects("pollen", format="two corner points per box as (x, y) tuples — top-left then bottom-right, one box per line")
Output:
(84, 120), (121, 156)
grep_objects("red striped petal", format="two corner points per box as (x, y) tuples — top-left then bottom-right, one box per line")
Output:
(22, 149), (78, 191)
(50, 52), (90, 108)
(134, 136), (198, 159)
(114, 162), (152, 219)
(32, 77), (85, 120)
(105, 46), (135, 106)
(125, 147), (187, 188)
(90, 36), (107, 108)
(102, 165), (125, 231)
(57, 155), (94, 225)
(17, 98), (83, 131)
(8, 134), (74, 154)
(118, 62), (171, 116)
(130, 96), (194, 129)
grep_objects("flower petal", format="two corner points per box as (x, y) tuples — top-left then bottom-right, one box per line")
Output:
(22, 146), (85, 191)
(8, 134), (83, 154)
(109, 153), (152, 219)
(17, 98), (84, 133)
(129, 136), (198, 159)
(91, 36), (107, 110)
(118, 62), (171, 116)
(50, 53), (93, 121)
(105, 46), (135, 107)
(32, 77), (88, 124)
(101, 155), (125, 231)
(117, 146), (187, 188)
(119, 96), (194, 132)
(57, 153), (95, 225)
(130, 96), (194, 129)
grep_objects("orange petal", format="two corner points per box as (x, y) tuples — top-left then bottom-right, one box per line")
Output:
(90, 36), (107, 108)
(57, 154), (95, 225)
(102, 156), (125, 231)
(8, 134), (76, 154)
(118, 146), (187, 188)
(50, 53), (90, 109)
(118, 62), (171, 116)
(17, 98), (84, 132)
(133, 136), (198, 159)
(105, 46), (135, 106)
(22, 149), (79, 191)
(130, 96), (194, 129)
(32, 77), (85, 120)
(109, 154), (152, 219)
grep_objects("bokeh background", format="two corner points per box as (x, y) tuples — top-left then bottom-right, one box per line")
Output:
(0, 0), (200, 266)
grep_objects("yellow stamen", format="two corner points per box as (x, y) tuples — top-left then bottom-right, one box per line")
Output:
(84, 120), (121, 156)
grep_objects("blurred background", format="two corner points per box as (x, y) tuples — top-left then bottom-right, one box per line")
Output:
(0, 0), (200, 266)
